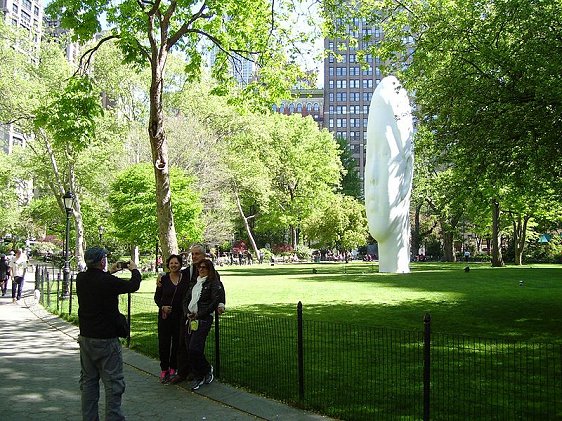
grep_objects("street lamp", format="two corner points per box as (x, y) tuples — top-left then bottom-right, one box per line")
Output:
(98, 225), (104, 244)
(62, 191), (74, 298)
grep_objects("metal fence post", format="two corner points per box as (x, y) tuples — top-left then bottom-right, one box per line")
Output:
(56, 272), (61, 312)
(126, 293), (131, 348)
(214, 309), (221, 378)
(423, 313), (431, 421)
(69, 274), (74, 315)
(297, 301), (304, 402)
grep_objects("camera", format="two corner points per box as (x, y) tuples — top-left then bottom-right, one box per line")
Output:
(117, 261), (129, 270)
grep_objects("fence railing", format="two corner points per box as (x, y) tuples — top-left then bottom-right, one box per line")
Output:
(35, 266), (562, 420)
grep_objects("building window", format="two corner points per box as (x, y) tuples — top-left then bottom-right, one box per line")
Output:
(289, 103), (294, 113)
(336, 80), (347, 89)
(280, 103), (285, 112)
(23, 0), (32, 10)
(363, 92), (372, 102)
(329, 118), (334, 128)
(21, 10), (31, 27)
(329, 105), (334, 114)
(336, 67), (347, 76)
(297, 103), (303, 112)
(272, 104), (277, 112)
(336, 92), (347, 101)
(314, 103), (319, 112)
(329, 93), (334, 102)
(362, 66), (373, 76)
(34, 5), (39, 15)
(363, 118), (368, 127)
(328, 42), (334, 50)
(363, 105), (369, 114)
(329, 80), (334, 89)
(362, 79), (373, 89)
(12, 4), (18, 14)
(329, 55), (334, 63)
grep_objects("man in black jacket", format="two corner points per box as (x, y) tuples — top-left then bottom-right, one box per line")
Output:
(77, 247), (141, 421)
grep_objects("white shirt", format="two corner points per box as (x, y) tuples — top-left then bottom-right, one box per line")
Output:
(10, 254), (27, 277)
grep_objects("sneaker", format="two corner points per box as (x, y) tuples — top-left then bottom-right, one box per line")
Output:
(159, 370), (169, 384)
(190, 377), (205, 391)
(204, 365), (214, 384)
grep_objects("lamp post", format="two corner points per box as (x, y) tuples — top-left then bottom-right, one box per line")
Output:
(98, 225), (104, 244)
(62, 191), (74, 298)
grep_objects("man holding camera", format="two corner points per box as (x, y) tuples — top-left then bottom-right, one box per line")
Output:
(76, 247), (141, 421)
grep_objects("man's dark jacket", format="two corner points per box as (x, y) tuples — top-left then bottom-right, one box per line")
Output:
(77, 268), (141, 338)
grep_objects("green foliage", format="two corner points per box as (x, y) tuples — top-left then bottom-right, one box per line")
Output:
(35, 75), (104, 153)
(335, 135), (362, 199)
(109, 163), (203, 251)
(304, 193), (367, 252)
(294, 244), (313, 260)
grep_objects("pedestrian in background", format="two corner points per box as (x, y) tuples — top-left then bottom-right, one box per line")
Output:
(9, 249), (27, 303)
(154, 254), (189, 383)
(0, 253), (9, 296)
(76, 247), (141, 421)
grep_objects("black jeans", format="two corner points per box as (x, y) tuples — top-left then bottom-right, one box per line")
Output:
(185, 314), (213, 378)
(157, 314), (181, 371)
(12, 276), (24, 300)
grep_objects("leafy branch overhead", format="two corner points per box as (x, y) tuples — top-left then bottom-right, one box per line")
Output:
(35, 75), (104, 153)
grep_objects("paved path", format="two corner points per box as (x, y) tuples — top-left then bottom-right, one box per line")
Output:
(0, 270), (330, 420)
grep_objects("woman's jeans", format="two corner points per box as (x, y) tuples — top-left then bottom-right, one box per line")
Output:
(78, 336), (125, 421)
(11, 276), (23, 300)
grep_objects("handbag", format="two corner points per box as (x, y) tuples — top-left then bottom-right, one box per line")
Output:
(117, 313), (130, 338)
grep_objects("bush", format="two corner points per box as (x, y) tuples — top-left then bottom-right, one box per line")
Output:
(272, 243), (293, 256)
(525, 238), (562, 263)
(295, 245), (313, 260)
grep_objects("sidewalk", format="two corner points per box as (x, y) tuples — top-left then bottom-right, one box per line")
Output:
(0, 269), (330, 420)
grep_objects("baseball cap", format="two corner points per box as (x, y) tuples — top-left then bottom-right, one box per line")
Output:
(84, 247), (108, 266)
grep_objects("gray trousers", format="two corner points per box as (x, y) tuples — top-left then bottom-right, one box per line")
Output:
(78, 336), (125, 421)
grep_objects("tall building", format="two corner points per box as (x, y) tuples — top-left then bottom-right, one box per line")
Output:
(323, 19), (383, 184)
(0, 0), (44, 154)
(273, 88), (324, 128)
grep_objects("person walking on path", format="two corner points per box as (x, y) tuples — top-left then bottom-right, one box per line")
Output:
(76, 247), (141, 421)
(154, 254), (189, 384)
(9, 249), (27, 302)
(0, 253), (9, 296)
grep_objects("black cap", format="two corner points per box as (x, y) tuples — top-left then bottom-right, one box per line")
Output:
(84, 247), (108, 266)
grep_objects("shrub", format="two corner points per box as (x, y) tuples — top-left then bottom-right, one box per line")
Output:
(295, 245), (313, 260)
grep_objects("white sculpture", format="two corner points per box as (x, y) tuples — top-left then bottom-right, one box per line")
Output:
(365, 76), (414, 273)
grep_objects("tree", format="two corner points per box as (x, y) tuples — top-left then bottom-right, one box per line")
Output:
(109, 163), (203, 252)
(47, 0), (308, 261)
(304, 193), (367, 252)
(335, 135), (362, 200)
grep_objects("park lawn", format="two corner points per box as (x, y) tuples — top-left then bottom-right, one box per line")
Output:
(135, 262), (562, 343)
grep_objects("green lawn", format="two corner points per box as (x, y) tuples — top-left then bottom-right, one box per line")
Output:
(136, 261), (562, 343)
(43, 262), (562, 420)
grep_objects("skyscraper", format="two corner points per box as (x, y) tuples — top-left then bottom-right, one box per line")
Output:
(323, 19), (383, 185)
(0, 0), (44, 154)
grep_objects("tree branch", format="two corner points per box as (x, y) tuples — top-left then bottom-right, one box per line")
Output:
(166, 3), (210, 50)
(77, 34), (120, 74)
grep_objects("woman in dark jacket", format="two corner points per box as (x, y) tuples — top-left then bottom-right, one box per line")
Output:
(154, 254), (189, 383)
(182, 258), (221, 390)
(0, 254), (9, 296)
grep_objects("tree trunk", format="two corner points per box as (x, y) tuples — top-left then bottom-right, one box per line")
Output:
(149, 55), (178, 261)
(411, 204), (422, 258)
(491, 199), (504, 267)
(442, 228), (455, 262)
(234, 192), (260, 259)
(513, 214), (530, 266)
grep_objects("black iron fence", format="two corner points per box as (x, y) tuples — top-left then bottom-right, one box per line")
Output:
(35, 266), (562, 420)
